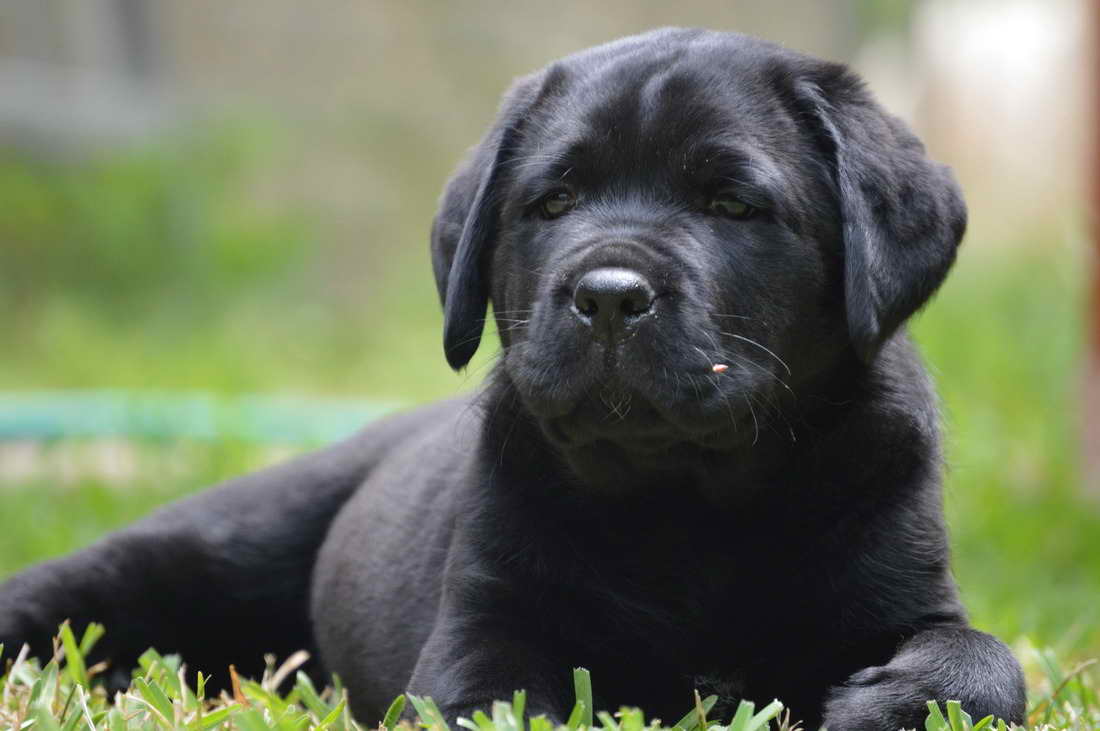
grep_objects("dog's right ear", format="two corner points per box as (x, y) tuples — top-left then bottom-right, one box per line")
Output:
(430, 73), (544, 371)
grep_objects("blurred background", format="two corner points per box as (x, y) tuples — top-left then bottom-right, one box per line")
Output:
(0, 0), (1096, 675)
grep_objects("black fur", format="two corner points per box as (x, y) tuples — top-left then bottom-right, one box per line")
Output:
(1, 29), (1024, 730)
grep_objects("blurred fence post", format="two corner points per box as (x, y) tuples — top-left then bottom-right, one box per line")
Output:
(1088, 0), (1100, 490)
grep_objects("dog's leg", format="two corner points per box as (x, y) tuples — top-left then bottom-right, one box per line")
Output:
(822, 625), (1026, 730)
(0, 432), (377, 687)
(405, 609), (573, 725)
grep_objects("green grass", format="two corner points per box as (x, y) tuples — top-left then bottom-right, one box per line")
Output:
(0, 441), (275, 574)
(4, 630), (1097, 730)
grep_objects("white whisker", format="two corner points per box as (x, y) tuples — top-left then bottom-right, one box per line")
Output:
(720, 332), (792, 376)
(743, 394), (760, 446)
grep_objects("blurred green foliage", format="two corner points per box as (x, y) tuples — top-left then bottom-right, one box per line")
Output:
(0, 126), (491, 397)
(0, 127), (307, 318)
(853, 0), (917, 35)
(911, 244), (1100, 654)
(0, 123), (1096, 666)
(0, 444), (255, 572)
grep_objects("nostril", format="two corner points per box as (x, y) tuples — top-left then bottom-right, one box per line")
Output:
(571, 267), (656, 333)
(621, 291), (652, 317)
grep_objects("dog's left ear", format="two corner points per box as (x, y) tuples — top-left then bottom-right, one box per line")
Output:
(798, 64), (967, 362)
(430, 73), (543, 371)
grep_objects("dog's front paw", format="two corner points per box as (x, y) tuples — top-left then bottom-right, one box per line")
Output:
(822, 665), (930, 731)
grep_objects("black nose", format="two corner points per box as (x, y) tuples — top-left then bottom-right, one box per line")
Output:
(572, 267), (656, 338)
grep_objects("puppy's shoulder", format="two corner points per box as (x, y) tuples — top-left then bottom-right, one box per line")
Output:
(341, 394), (486, 483)
(341, 394), (482, 460)
(802, 333), (943, 491)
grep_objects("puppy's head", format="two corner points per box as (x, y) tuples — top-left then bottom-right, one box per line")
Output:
(431, 29), (964, 465)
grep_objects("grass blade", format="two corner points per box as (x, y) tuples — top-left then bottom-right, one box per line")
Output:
(673, 694), (717, 731)
(746, 699), (783, 731)
(195, 707), (234, 730)
(232, 707), (276, 731)
(925, 700), (949, 731)
(58, 619), (87, 685)
(727, 700), (754, 731)
(618, 707), (645, 731)
(408, 693), (451, 731)
(472, 710), (496, 731)
(383, 694), (408, 730)
(134, 677), (177, 728)
(566, 701), (587, 730)
(573, 668), (593, 729)
(970, 715), (995, 731)
(316, 697), (348, 730)
(75, 684), (97, 731)
(77, 623), (105, 659)
(31, 706), (64, 731)
(513, 689), (526, 731)
(294, 671), (330, 719)
(29, 660), (60, 709)
(595, 710), (618, 731)
(107, 708), (126, 731)
(945, 700), (970, 730)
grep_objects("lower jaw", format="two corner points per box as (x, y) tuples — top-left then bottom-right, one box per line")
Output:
(541, 406), (742, 448)
(541, 417), (682, 451)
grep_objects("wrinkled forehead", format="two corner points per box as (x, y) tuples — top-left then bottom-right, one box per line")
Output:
(514, 46), (804, 190)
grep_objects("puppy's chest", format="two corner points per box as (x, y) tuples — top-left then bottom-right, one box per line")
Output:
(512, 509), (835, 664)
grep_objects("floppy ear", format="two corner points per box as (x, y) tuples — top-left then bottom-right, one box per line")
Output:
(430, 75), (542, 371)
(800, 64), (967, 362)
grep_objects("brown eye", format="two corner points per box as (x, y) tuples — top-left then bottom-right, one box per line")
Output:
(540, 189), (576, 219)
(707, 193), (756, 220)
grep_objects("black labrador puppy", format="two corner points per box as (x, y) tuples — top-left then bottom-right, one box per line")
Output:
(0, 29), (1025, 730)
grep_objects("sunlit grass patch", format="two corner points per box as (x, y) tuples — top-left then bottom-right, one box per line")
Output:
(3, 626), (1097, 730)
